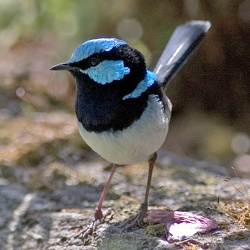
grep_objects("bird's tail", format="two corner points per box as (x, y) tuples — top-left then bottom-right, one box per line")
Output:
(154, 21), (211, 90)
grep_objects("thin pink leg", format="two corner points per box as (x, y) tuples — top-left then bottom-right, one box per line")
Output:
(137, 152), (157, 223)
(94, 163), (116, 221)
(123, 153), (157, 231)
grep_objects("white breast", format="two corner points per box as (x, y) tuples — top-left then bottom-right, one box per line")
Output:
(77, 94), (172, 164)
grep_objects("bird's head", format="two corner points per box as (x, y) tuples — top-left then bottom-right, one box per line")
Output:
(51, 38), (147, 89)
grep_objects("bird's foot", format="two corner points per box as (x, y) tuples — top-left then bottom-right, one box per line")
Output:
(78, 208), (114, 240)
(124, 202), (148, 231)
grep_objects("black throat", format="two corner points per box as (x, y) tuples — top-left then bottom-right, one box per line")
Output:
(75, 73), (153, 133)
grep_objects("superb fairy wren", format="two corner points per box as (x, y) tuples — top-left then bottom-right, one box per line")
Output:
(51, 21), (211, 227)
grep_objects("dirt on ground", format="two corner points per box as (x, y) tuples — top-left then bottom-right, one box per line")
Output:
(0, 112), (250, 250)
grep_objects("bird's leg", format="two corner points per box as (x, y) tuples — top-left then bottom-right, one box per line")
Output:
(124, 152), (157, 231)
(137, 152), (157, 224)
(80, 163), (116, 239)
(94, 163), (116, 221)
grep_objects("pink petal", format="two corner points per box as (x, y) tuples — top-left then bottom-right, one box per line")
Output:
(145, 210), (218, 240)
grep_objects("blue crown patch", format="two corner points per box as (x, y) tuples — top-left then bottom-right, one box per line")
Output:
(69, 38), (127, 63)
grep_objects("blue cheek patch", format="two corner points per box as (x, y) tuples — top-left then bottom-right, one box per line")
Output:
(80, 60), (130, 84)
(122, 70), (157, 100)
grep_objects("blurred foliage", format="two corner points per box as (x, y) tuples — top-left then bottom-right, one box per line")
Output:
(1, 0), (250, 173)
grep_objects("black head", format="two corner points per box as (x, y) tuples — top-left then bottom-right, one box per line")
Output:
(51, 38), (147, 95)
(51, 38), (158, 132)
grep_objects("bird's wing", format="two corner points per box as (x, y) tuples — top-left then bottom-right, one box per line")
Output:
(154, 20), (211, 89)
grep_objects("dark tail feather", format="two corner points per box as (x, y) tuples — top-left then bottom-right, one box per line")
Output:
(154, 21), (211, 90)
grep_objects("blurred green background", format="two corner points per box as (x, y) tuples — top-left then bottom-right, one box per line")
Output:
(1, 0), (250, 177)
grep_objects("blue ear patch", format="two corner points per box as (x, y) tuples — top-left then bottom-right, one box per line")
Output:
(80, 60), (130, 84)
(122, 70), (157, 100)
(69, 38), (127, 63)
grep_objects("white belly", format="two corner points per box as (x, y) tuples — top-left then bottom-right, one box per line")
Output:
(77, 94), (172, 164)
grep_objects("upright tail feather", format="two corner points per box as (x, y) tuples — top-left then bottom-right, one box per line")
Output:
(154, 21), (211, 89)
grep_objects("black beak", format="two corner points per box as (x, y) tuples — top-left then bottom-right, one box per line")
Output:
(50, 62), (75, 71)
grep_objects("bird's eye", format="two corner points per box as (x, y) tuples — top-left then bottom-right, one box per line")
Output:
(89, 57), (100, 67)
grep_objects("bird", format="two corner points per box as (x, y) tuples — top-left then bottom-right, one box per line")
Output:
(51, 20), (211, 229)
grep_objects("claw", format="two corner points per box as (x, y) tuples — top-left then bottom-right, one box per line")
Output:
(123, 203), (148, 231)
(137, 202), (147, 225)
(77, 208), (115, 240)
(81, 222), (96, 239)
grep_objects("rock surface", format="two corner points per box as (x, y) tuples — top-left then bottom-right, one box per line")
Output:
(1, 113), (250, 249)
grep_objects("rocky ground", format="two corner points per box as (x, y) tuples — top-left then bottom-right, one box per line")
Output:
(1, 112), (250, 250)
